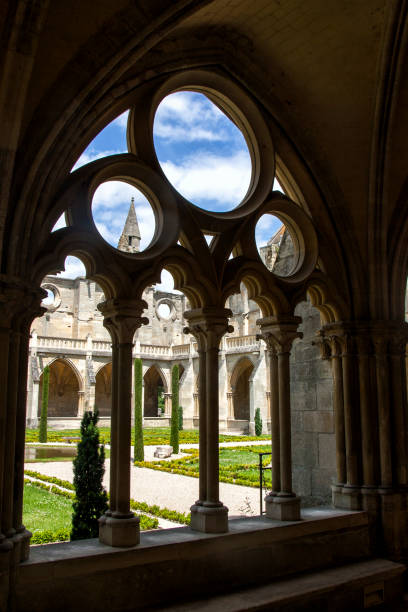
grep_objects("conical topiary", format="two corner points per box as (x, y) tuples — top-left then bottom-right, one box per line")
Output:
(39, 365), (49, 443)
(134, 357), (144, 461)
(71, 408), (108, 540)
(170, 364), (179, 453)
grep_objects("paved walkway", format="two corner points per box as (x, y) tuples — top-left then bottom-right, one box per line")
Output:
(25, 442), (268, 517)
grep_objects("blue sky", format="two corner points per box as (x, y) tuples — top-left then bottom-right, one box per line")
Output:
(53, 91), (283, 284)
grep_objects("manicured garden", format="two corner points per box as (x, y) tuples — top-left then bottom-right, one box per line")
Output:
(135, 445), (272, 488)
(26, 426), (270, 446)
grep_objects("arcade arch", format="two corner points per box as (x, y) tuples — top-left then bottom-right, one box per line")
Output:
(95, 363), (112, 417)
(143, 365), (168, 417)
(38, 358), (82, 418)
(229, 357), (255, 422)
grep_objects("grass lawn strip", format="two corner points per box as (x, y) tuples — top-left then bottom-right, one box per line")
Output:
(26, 427), (270, 446)
(24, 470), (190, 526)
(135, 445), (272, 488)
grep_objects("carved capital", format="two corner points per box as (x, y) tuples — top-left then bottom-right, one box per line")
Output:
(256, 315), (302, 354)
(184, 307), (233, 351)
(98, 298), (148, 344)
(0, 278), (46, 332)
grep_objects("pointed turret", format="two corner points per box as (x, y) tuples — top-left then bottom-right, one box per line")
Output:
(117, 197), (141, 253)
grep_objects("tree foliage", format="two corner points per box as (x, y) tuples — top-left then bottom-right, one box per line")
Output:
(39, 366), (49, 443)
(178, 405), (183, 431)
(71, 409), (108, 540)
(170, 364), (179, 453)
(255, 407), (263, 436)
(134, 358), (144, 461)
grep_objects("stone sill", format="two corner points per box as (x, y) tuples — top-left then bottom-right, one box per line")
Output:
(23, 508), (367, 573)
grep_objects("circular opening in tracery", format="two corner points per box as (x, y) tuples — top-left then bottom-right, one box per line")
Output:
(157, 303), (171, 319)
(256, 214), (297, 277)
(91, 181), (155, 253)
(42, 288), (55, 306)
(153, 91), (252, 212)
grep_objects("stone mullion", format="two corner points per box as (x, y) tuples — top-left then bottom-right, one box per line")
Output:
(13, 326), (32, 559)
(329, 338), (347, 486)
(373, 338), (393, 488)
(109, 338), (119, 515)
(257, 316), (302, 521)
(98, 298), (148, 547)
(0, 324), (12, 552)
(269, 344), (280, 494)
(197, 345), (207, 504)
(277, 347), (293, 496)
(115, 340), (134, 517)
(340, 338), (361, 488)
(206, 340), (221, 505)
(356, 336), (376, 488)
(184, 307), (232, 533)
(390, 339), (408, 486)
(2, 328), (21, 539)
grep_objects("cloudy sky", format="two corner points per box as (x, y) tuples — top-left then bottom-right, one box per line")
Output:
(54, 91), (283, 286)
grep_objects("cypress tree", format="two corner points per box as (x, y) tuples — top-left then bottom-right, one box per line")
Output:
(39, 366), (49, 443)
(71, 409), (108, 540)
(134, 357), (144, 461)
(170, 364), (179, 453)
(255, 407), (263, 436)
(178, 405), (183, 431)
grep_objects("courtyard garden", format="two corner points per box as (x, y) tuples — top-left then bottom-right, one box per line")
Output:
(135, 445), (272, 488)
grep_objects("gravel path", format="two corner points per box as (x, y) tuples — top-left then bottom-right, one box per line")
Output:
(26, 448), (264, 518)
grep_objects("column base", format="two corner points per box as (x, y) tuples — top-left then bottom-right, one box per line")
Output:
(190, 503), (229, 533)
(332, 484), (362, 510)
(265, 494), (301, 521)
(12, 528), (32, 561)
(99, 514), (140, 547)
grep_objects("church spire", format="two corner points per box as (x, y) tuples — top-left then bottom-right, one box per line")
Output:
(117, 197), (141, 253)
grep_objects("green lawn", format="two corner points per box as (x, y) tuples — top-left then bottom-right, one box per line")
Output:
(23, 482), (73, 533)
(135, 445), (272, 487)
(26, 427), (270, 446)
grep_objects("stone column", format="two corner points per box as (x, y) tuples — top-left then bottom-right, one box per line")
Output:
(184, 307), (233, 533)
(0, 280), (45, 567)
(164, 393), (172, 417)
(98, 298), (148, 547)
(320, 320), (408, 558)
(77, 391), (85, 417)
(257, 315), (302, 520)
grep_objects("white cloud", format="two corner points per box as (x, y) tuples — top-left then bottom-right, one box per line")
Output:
(154, 91), (231, 143)
(112, 111), (129, 129)
(72, 149), (124, 171)
(160, 150), (251, 209)
(155, 269), (182, 294)
(56, 256), (86, 279)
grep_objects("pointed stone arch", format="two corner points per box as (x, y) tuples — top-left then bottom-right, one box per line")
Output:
(229, 356), (255, 422)
(95, 362), (112, 416)
(143, 364), (168, 417)
(38, 358), (82, 417)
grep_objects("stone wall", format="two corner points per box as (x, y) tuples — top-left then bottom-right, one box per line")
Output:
(291, 298), (335, 505)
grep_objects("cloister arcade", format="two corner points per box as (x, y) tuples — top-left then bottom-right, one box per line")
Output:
(1, 2), (408, 609)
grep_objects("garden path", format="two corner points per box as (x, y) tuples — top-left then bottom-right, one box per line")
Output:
(26, 442), (266, 519)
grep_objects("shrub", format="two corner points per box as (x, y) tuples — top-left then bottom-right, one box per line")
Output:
(39, 366), (49, 443)
(170, 365), (179, 453)
(71, 409), (108, 540)
(178, 406), (183, 431)
(134, 358), (144, 461)
(255, 407), (263, 436)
